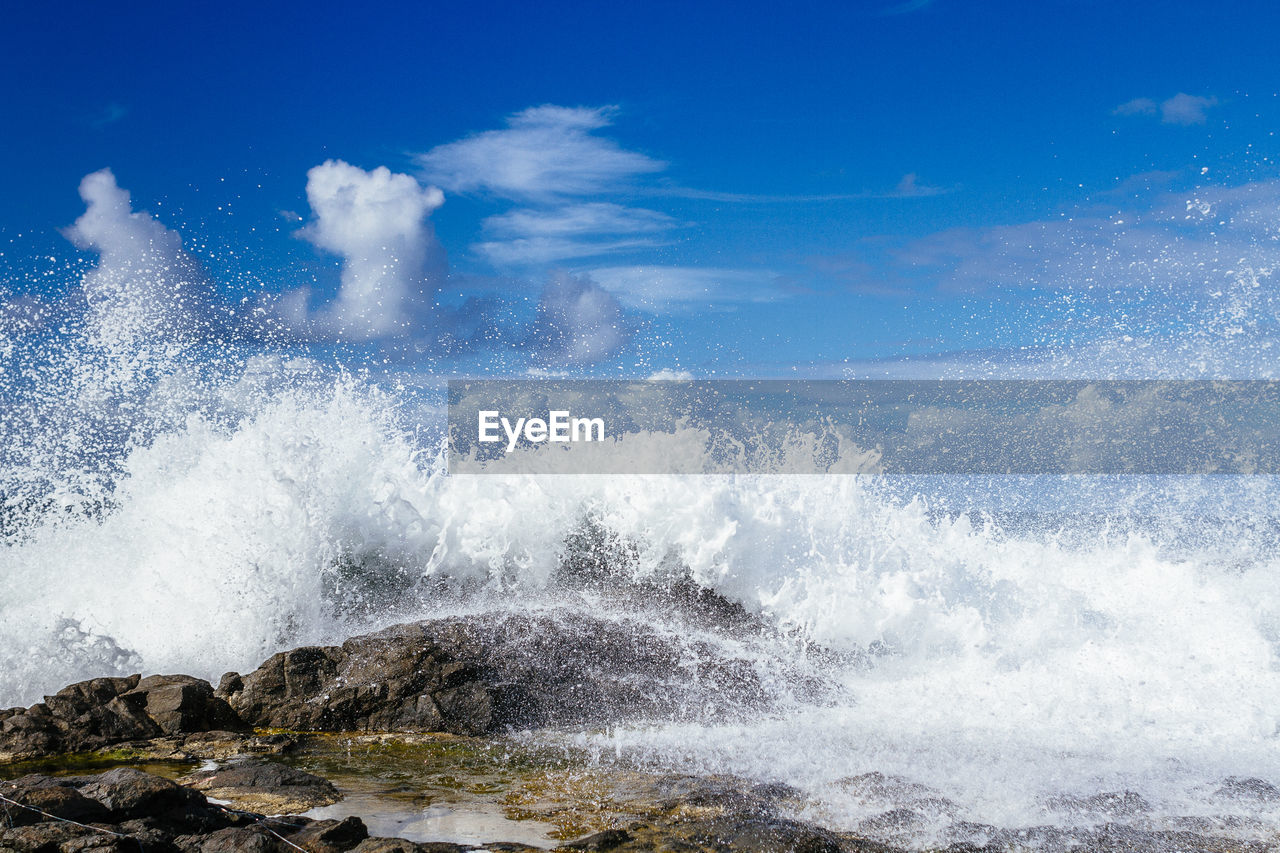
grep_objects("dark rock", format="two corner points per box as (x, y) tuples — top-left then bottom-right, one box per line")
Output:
(1216, 776), (1280, 802)
(695, 816), (843, 853)
(216, 674), (243, 697)
(77, 767), (204, 818)
(0, 820), (107, 853)
(559, 828), (632, 850)
(219, 610), (814, 736)
(0, 781), (110, 827)
(1043, 789), (1151, 819)
(352, 841), (466, 853)
(285, 816), (367, 853)
(125, 675), (241, 736)
(0, 674), (244, 762)
(555, 516), (761, 633)
(177, 826), (285, 853)
(858, 809), (926, 835)
(181, 758), (341, 813)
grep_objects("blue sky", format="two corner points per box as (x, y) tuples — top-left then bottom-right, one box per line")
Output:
(3, 0), (1280, 376)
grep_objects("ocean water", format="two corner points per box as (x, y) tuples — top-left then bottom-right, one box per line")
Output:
(5, 242), (1280, 849)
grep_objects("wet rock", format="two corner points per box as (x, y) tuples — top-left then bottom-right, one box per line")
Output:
(0, 820), (107, 853)
(77, 766), (205, 818)
(1043, 789), (1151, 819)
(858, 809), (927, 836)
(285, 816), (368, 853)
(177, 825), (286, 853)
(0, 674), (242, 762)
(217, 611), (804, 736)
(352, 840), (467, 853)
(0, 778), (111, 827)
(181, 758), (341, 813)
(692, 816), (844, 853)
(126, 675), (241, 736)
(558, 828), (631, 850)
(1215, 776), (1280, 802)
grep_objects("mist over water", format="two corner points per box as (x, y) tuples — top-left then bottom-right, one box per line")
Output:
(5, 175), (1280, 849)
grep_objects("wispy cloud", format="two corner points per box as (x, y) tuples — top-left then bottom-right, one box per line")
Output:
(414, 105), (664, 201)
(476, 236), (665, 266)
(484, 203), (675, 237)
(477, 202), (676, 266)
(1113, 93), (1220, 125)
(873, 176), (1280, 294)
(588, 265), (788, 310)
(645, 173), (949, 203)
(89, 102), (128, 129)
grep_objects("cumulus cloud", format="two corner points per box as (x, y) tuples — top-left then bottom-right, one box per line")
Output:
(279, 160), (446, 340)
(527, 271), (630, 364)
(415, 105), (664, 201)
(64, 169), (210, 348)
(1113, 93), (1219, 125)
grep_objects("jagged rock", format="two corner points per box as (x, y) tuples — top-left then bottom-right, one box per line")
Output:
(0, 820), (104, 853)
(76, 766), (205, 818)
(0, 778), (110, 827)
(0, 674), (242, 762)
(352, 840), (467, 853)
(285, 816), (368, 853)
(1043, 789), (1151, 818)
(216, 611), (792, 736)
(128, 675), (241, 735)
(177, 826), (286, 853)
(0, 769), (491, 853)
(558, 828), (632, 850)
(1215, 776), (1280, 802)
(181, 758), (341, 813)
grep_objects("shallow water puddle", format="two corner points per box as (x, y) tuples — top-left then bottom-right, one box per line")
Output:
(306, 792), (559, 848)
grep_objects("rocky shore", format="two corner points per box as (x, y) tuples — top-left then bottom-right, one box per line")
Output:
(3, 609), (1278, 852)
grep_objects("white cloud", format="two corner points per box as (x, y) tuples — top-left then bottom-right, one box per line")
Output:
(893, 173), (946, 198)
(281, 160), (446, 340)
(476, 202), (675, 266)
(476, 236), (663, 267)
(1159, 93), (1219, 125)
(415, 105), (664, 201)
(1113, 98), (1158, 118)
(588, 266), (787, 310)
(64, 169), (209, 350)
(1113, 93), (1219, 125)
(888, 177), (1280, 294)
(528, 271), (629, 364)
(484, 203), (674, 238)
